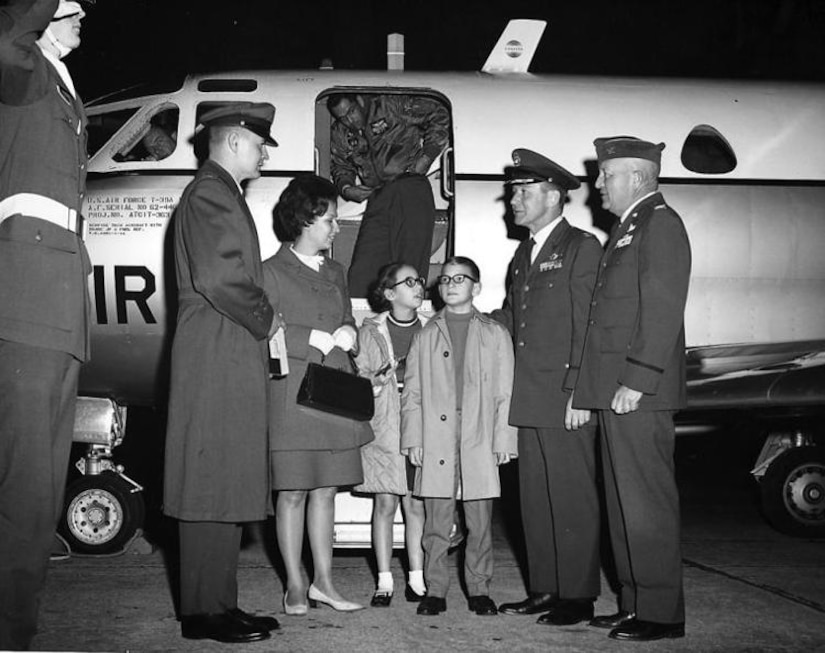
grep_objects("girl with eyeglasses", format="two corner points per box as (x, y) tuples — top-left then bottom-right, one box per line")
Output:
(354, 262), (429, 606)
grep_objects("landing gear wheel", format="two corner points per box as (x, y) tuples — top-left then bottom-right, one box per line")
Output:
(59, 471), (145, 554)
(760, 447), (825, 537)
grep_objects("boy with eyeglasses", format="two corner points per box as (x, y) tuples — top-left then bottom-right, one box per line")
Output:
(401, 256), (518, 617)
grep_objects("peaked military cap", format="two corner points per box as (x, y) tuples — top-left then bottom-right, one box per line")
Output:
(199, 102), (278, 146)
(505, 148), (581, 190)
(594, 136), (665, 164)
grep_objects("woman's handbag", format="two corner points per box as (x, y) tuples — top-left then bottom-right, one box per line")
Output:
(297, 355), (375, 422)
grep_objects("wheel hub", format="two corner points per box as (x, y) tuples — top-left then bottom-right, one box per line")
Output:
(784, 464), (825, 523)
(67, 489), (123, 544)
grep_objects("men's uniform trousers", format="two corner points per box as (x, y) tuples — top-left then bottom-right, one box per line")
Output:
(423, 497), (493, 598)
(179, 521), (245, 616)
(347, 174), (435, 297)
(517, 426), (601, 599)
(599, 409), (685, 624)
(0, 341), (80, 649)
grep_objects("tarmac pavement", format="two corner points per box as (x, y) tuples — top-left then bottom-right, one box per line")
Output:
(26, 425), (825, 652)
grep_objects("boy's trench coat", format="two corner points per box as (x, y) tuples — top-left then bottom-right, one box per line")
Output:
(400, 309), (517, 500)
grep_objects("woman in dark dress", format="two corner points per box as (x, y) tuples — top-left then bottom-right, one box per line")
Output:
(263, 175), (373, 614)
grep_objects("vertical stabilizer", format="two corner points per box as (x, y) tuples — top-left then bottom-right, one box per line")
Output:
(482, 19), (547, 73)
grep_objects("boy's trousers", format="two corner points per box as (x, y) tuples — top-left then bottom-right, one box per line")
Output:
(423, 497), (493, 598)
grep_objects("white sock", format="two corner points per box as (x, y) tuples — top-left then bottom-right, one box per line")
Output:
(377, 571), (394, 592)
(408, 569), (426, 595)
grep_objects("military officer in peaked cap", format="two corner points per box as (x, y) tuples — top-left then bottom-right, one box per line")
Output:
(1, 0), (96, 648)
(164, 102), (283, 644)
(490, 149), (603, 626)
(570, 136), (691, 641)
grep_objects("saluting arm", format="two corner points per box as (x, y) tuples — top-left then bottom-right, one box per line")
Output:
(0, 0), (58, 104)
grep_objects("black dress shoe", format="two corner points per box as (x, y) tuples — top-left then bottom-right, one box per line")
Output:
(370, 590), (393, 607)
(405, 584), (425, 603)
(499, 593), (557, 615)
(536, 599), (594, 626)
(180, 613), (270, 643)
(590, 610), (636, 629)
(609, 618), (685, 641)
(229, 607), (280, 631)
(417, 596), (447, 615)
(467, 595), (498, 616)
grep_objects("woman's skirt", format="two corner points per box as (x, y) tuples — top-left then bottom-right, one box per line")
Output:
(271, 447), (363, 491)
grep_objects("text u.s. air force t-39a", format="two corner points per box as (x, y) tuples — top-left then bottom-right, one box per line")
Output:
(62, 19), (825, 554)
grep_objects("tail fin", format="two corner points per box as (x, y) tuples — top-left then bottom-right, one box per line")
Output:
(482, 19), (547, 73)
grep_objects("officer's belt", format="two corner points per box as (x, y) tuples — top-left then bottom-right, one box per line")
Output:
(0, 193), (82, 234)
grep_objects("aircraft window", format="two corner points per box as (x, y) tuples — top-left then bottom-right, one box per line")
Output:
(112, 106), (180, 163)
(681, 125), (737, 174)
(87, 108), (138, 159)
(197, 79), (258, 93)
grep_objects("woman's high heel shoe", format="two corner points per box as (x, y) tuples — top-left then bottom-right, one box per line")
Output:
(283, 590), (308, 616)
(307, 584), (364, 612)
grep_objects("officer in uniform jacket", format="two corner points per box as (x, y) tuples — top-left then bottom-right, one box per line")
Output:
(163, 104), (281, 644)
(572, 136), (691, 642)
(490, 149), (603, 626)
(0, 1), (92, 648)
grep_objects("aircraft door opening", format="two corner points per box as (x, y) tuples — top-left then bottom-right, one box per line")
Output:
(314, 89), (454, 297)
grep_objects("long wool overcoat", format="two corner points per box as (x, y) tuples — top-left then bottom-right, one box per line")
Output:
(163, 160), (274, 522)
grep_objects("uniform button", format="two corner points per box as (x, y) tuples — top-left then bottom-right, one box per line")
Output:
(521, 304), (527, 310)
(591, 300), (597, 306)
(547, 283), (553, 288)
(589, 320), (595, 326)
(519, 322), (526, 328)
(440, 415), (447, 421)
(524, 285), (530, 291)
(597, 282), (603, 288)
(602, 262), (607, 268)
(443, 351), (449, 358)
(35, 232), (43, 242)
(565, 363), (570, 368)
(439, 459), (445, 465)
(518, 341), (525, 347)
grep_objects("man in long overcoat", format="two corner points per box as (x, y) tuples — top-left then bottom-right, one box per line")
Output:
(490, 150), (603, 626)
(572, 136), (691, 642)
(0, 1), (93, 648)
(163, 103), (282, 644)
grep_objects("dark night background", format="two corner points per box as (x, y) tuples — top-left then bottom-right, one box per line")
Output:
(63, 0), (825, 101)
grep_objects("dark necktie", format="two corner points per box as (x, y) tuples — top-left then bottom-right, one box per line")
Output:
(527, 237), (536, 265)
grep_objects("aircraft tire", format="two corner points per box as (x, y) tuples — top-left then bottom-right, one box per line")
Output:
(760, 447), (825, 537)
(58, 471), (146, 555)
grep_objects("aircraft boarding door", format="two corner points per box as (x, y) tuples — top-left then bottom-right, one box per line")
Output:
(314, 90), (454, 298)
(314, 90), (453, 548)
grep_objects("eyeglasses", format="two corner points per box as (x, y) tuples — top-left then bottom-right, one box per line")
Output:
(391, 276), (427, 289)
(437, 274), (477, 286)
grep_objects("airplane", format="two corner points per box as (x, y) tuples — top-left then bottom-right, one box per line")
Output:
(58, 19), (825, 554)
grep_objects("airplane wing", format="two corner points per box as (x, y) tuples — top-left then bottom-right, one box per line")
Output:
(481, 19), (546, 74)
(686, 341), (825, 410)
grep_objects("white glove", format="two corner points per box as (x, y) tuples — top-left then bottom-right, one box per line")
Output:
(54, 1), (84, 20)
(332, 325), (357, 352)
(308, 329), (336, 355)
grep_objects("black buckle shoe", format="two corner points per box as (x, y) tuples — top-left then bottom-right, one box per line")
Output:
(608, 618), (685, 641)
(417, 596), (447, 615)
(181, 613), (270, 643)
(370, 589), (393, 607)
(499, 593), (557, 615)
(467, 595), (498, 616)
(405, 584), (425, 603)
(536, 600), (594, 626)
(590, 610), (636, 629)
